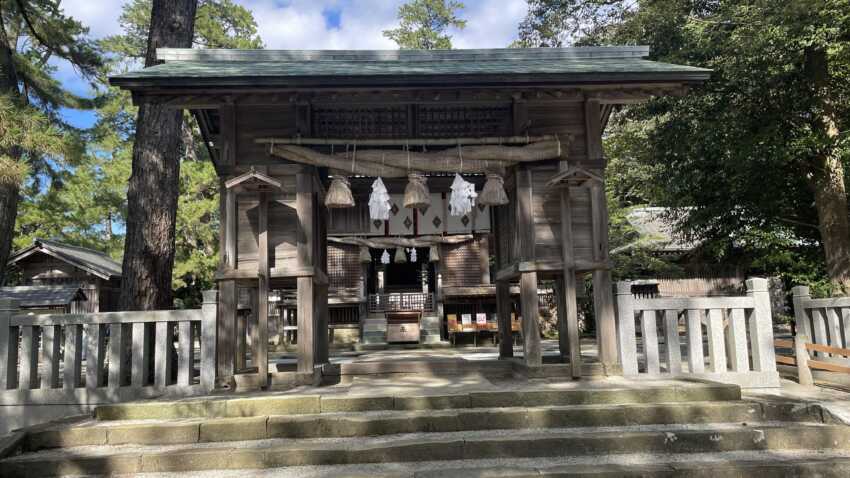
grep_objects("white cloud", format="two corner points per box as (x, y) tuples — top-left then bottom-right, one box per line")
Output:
(59, 0), (126, 39)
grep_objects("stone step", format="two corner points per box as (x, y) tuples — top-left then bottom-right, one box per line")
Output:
(92, 381), (742, 421)
(23, 400), (821, 451)
(20, 451), (850, 478)
(2, 423), (847, 477)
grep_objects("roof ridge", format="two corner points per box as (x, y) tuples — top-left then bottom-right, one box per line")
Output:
(156, 46), (651, 63)
(36, 238), (117, 261)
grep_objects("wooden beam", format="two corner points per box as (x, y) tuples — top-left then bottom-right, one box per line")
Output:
(516, 166), (535, 262)
(257, 134), (560, 147)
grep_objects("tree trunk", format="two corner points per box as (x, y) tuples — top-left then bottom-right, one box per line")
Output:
(805, 47), (850, 292)
(0, 28), (22, 286)
(119, 0), (197, 310)
(0, 181), (18, 285)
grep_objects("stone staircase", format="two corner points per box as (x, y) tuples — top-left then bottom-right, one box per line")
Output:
(3, 380), (850, 477)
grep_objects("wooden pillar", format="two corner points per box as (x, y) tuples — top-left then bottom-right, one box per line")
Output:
(586, 98), (618, 371)
(296, 169), (316, 373)
(217, 184), (238, 381)
(496, 281), (513, 358)
(590, 181), (617, 370)
(314, 196), (329, 365)
(520, 271), (541, 366)
(559, 185), (582, 377)
(516, 166), (541, 367)
(256, 192), (270, 386)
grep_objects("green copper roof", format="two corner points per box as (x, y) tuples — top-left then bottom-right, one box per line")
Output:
(110, 47), (711, 89)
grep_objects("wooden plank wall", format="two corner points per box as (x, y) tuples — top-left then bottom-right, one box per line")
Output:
(531, 164), (594, 264)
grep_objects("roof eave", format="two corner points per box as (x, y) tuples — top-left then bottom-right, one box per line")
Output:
(109, 71), (712, 91)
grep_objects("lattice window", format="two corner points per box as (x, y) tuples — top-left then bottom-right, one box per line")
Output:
(416, 105), (512, 138)
(310, 104), (513, 138)
(312, 106), (409, 138)
(328, 244), (360, 290)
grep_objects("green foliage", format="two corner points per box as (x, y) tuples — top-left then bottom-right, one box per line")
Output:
(101, 0), (263, 59)
(518, 0), (850, 292)
(14, 0), (261, 305)
(383, 0), (466, 49)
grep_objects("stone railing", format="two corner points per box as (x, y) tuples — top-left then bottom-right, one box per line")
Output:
(0, 291), (217, 405)
(792, 285), (850, 361)
(615, 278), (779, 388)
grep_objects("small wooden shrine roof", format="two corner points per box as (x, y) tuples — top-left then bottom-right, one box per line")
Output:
(110, 46), (711, 89)
(8, 238), (122, 280)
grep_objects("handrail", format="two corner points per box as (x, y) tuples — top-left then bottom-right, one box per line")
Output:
(10, 309), (203, 327)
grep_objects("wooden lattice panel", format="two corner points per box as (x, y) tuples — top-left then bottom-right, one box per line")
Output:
(328, 243), (360, 290)
(312, 105), (409, 138)
(416, 104), (512, 138)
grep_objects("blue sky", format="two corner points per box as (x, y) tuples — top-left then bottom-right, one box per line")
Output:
(57, 0), (528, 129)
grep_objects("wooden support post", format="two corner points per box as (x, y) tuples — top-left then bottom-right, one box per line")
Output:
(217, 280), (237, 381)
(590, 180), (617, 371)
(496, 281), (513, 358)
(314, 197), (329, 365)
(520, 271), (542, 367)
(296, 169), (316, 373)
(257, 192), (270, 386)
(558, 184), (582, 377)
(217, 183), (238, 382)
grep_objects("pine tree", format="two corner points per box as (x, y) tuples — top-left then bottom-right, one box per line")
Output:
(0, 0), (102, 285)
(383, 0), (466, 50)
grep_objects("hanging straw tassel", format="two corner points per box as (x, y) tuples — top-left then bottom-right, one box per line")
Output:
(325, 175), (355, 208)
(478, 173), (509, 206)
(403, 172), (431, 209)
(429, 245), (440, 262)
(394, 247), (407, 263)
(359, 246), (372, 263)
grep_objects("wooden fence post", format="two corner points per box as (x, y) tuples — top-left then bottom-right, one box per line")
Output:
(0, 299), (19, 390)
(791, 286), (812, 340)
(614, 281), (638, 376)
(794, 333), (814, 386)
(201, 290), (218, 392)
(746, 278), (777, 372)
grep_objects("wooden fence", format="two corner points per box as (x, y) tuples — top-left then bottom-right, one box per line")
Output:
(0, 291), (217, 405)
(776, 334), (850, 387)
(615, 277), (779, 388)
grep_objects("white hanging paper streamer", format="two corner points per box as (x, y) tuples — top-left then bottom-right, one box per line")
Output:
(450, 173), (477, 217)
(380, 249), (391, 264)
(369, 177), (391, 220)
(410, 247), (418, 263)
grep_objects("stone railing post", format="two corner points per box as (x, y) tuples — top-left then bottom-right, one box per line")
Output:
(614, 281), (638, 376)
(791, 285), (812, 339)
(201, 290), (218, 392)
(794, 333), (814, 386)
(0, 299), (19, 390)
(746, 278), (777, 372)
